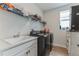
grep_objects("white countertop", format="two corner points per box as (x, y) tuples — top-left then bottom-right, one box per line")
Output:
(0, 40), (11, 51)
(0, 36), (37, 52)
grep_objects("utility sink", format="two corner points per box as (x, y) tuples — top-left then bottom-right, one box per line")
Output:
(4, 36), (31, 45)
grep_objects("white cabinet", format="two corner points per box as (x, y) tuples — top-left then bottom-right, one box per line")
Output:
(27, 41), (37, 56)
(16, 39), (37, 56)
(13, 47), (29, 56)
(0, 53), (2, 56)
(64, 32), (79, 56)
(66, 32), (71, 55)
(2, 39), (37, 56)
(70, 33), (79, 56)
(15, 50), (28, 56)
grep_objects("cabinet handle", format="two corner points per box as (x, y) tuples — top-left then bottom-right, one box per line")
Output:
(77, 44), (79, 47)
(28, 50), (30, 53)
(26, 51), (28, 54)
(26, 50), (30, 54)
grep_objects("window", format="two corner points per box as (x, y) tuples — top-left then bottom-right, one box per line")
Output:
(60, 10), (70, 31)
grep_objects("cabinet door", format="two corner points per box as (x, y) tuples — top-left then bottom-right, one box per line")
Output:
(70, 38), (79, 56)
(0, 53), (2, 56)
(70, 33), (79, 56)
(2, 39), (37, 56)
(16, 40), (37, 56)
(28, 40), (37, 56)
(15, 48), (30, 56)
(71, 5), (79, 31)
(16, 52), (28, 56)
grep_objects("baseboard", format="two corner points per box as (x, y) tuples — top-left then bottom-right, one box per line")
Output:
(53, 43), (66, 48)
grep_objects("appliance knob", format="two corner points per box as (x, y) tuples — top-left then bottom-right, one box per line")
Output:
(72, 29), (75, 31)
(28, 50), (30, 53)
(72, 25), (75, 27)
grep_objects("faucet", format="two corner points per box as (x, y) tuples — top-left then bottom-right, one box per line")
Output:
(13, 32), (20, 38)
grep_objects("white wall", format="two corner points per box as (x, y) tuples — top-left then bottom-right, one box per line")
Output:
(44, 10), (67, 48)
(0, 3), (43, 39)
(44, 3), (79, 48)
(12, 3), (43, 19)
(0, 10), (28, 39)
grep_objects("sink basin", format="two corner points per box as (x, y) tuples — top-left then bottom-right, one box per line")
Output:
(4, 36), (31, 45)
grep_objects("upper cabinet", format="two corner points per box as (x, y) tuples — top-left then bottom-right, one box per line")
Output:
(71, 5), (79, 32)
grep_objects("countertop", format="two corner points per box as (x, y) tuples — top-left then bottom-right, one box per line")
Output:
(0, 40), (11, 51)
(0, 36), (37, 52)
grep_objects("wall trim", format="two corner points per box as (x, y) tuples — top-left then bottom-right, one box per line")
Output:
(53, 43), (66, 48)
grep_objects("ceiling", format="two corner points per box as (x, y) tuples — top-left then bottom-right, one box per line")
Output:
(35, 3), (69, 12)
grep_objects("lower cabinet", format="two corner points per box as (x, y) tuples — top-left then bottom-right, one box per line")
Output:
(70, 33), (79, 56)
(16, 41), (37, 56)
(27, 42), (37, 56)
(2, 39), (37, 56)
(66, 32), (71, 55)
(15, 48), (29, 56)
(66, 32), (79, 56)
